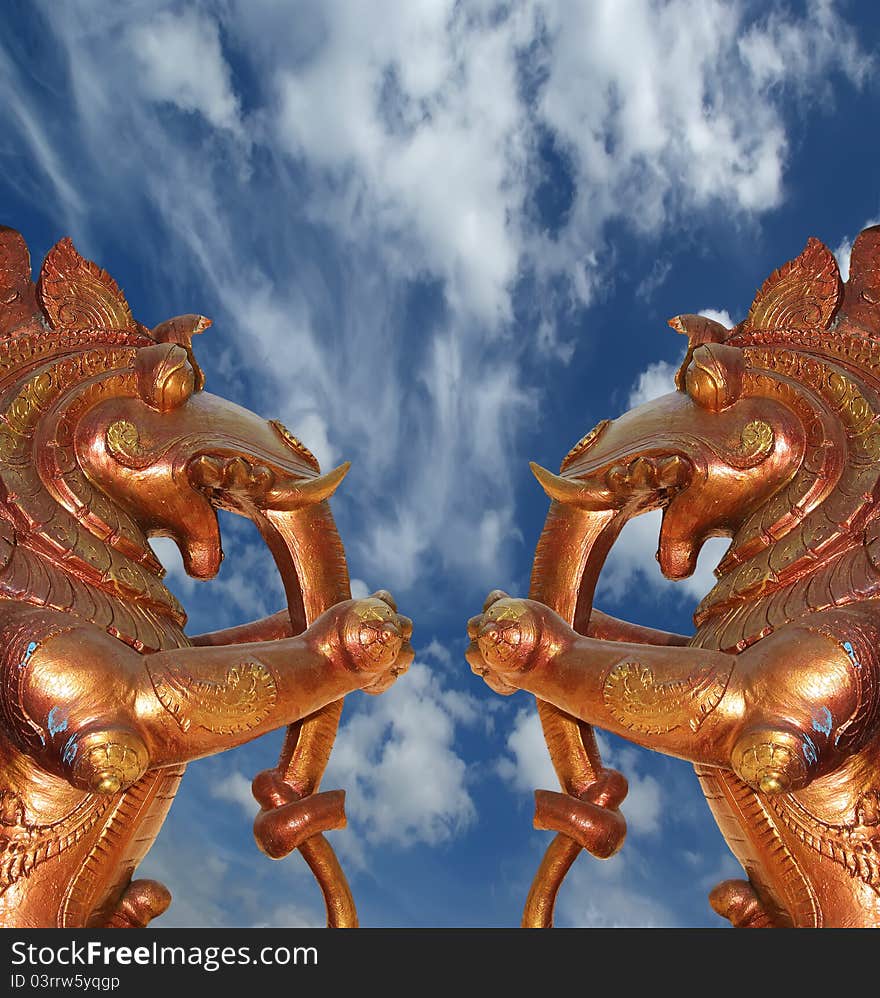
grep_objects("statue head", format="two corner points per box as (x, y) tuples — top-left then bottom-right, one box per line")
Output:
(530, 229), (880, 648)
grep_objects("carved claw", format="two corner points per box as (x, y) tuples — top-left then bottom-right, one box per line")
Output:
(465, 594), (566, 694)
(333, 593), (414, 692)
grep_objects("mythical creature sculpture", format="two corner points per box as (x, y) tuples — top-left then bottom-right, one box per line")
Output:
(468, 228), (880, 928)
(0, 227), (413, 928)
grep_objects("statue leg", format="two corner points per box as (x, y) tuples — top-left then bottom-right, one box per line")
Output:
(104, 879), (172, 928)
(709, 879), (777, 928)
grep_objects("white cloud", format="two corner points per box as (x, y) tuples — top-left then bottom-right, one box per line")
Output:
(495, 707), (557, 794)
(349, 577), (371, 600)
(738, 0), (871, 93)
(628, 361), (678, 409)
(835, 236), (855, 283)
(532, 0), (869, 298)
(211, 771), (255, 820)
(0, 47), (85, 229)
(420, 639), (452, 667)
(496, 710), (663, 838)
(127, 10), (242, 133)
(555, 848), (678, 927)
(698, 308), (734, 329)
(139, 819), (324, 928)
(324, 663), (480, 853)
(271, 1), (529, 328)
(636, 258), (672, 301)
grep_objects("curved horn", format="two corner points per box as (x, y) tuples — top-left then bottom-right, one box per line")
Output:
(263, 462), (350, 510)
(530, 462), (611, 510)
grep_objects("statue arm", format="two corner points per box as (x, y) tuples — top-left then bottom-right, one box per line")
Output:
(468, 596), (869, 788)
(508, 623), (745, 767)
(15, 598), (411, 794)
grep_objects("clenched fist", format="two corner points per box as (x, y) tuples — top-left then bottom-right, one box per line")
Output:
(465, 590), (574, 695)
(311, 590), (414, 694)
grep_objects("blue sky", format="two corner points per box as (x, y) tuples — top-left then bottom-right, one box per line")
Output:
(1, 0), (879, 928)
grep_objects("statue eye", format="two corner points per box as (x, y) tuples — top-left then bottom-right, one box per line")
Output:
(683, 343), (745, 412)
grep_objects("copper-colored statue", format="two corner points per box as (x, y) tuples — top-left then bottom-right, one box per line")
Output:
(0, 227), (413, 928)
(468, 228), (880, 928)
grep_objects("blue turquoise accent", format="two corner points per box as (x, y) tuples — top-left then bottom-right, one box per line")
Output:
(62, 737), (78, 765)
(47, 706), (69, 737)
(802, 734), (818, 765)
(811, 706), (833, 737)
(842, 640), (862, 669)
(18, 640), (38, 669)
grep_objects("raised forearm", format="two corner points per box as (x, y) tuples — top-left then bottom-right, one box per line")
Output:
(189, 609), (293, 646)
(137, 633), (358, 766)
(16, 596), (410, 792)
(586, 609), (690, 646)
(517, 636), (744, 766)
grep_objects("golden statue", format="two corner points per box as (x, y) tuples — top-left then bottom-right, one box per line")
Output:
(468, 228), (880, 928)
(0, 227), (413, 928)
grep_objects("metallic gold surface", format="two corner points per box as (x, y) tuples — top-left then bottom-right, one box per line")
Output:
(0, 227), (413, 927)
(468, 227), (880, 927)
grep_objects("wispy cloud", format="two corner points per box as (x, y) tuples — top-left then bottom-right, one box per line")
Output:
(496, 709), (663, 839)
(127, 9), (243, 134)
(4, 0), (867, 599)
(0, 0), (873, 928)
(325, 663), (481, 856)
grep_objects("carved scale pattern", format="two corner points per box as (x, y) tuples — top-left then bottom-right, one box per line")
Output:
(693, 345), (880, 650)
(37, 237), (143, 336)
(146, 660), (277, 735)
(683, 272), (880, 922)
(0, 236), (194, 922)
(602, 659), (734, 735)
(0, 793), (114, 896)
(766, 792), (880, 894)
(696, 763), (821, 927)
(59, 766), (185, 928)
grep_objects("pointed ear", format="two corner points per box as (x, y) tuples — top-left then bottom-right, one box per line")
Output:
(0, 226), (40, 336)
(837, 225), (880, 334)
(668, 313), (730, 346)
(151, 314), (211, 390)
(668, 314), (730, 391)
(37, 237), (142, 333)
(742, 237), (841, 334)
(134, 343), (195, 411)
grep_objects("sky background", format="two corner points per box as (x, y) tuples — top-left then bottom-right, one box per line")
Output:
(1, 0), (879, 928)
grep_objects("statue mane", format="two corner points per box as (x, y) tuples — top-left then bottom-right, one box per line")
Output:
(0, 228), (207, 652)
(665, 228), (880, 653)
